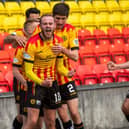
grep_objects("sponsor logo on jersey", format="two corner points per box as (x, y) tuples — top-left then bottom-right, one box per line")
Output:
(23, 52), (31, 59)
(73, 39), (79, 45)
(13, 58), (19, 63)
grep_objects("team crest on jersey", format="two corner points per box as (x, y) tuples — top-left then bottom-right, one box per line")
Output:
(73, 39), (79, 45)
(62, 36), (67, 41)
(13, 58), (18, 63)
(23, 52), (31, 59)
(30, 99), (36, 105)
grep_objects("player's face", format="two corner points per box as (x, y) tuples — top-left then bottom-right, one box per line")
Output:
(25, 22), (38, 38)
(54, 15), (67, 29)
(40, 16), (55, 39)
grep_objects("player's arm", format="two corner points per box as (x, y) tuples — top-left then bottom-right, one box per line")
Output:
(13, 66), (27, 87)
(24, 61), (42, 85)
(56, 55), (74, 77)
(4, 34), (26, 48)
(107, 61), (129, 71)
(24, 61), (52, 87)
(52, 44), (78, 61)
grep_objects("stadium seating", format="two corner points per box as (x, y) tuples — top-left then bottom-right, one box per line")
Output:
(0, 50), (11, 63)
(65, 1), (80, 13)
(35, 1), (51, 14)
(78, 1), (94, 13)
(105, 0), (120, 12)
(98, 54), (112, 64)
(119, 0), (129, 12)
(5, 2), (21, 16)
(20, 1), (35, 15)
(0, 32), (9, 49)
(92, 1), (108, 13)
(0, 2), (7, 15)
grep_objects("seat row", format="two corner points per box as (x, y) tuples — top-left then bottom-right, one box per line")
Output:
(0, 0), (129, 16)
(74, 64), (129, 86)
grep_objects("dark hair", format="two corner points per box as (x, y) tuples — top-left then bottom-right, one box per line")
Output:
(25, 8), (40, 18)
(52, 3), (70, 17)
(40, 13), (53, 23)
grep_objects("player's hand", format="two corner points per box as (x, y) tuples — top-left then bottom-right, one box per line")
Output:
(107, 61), (118, 71)
(68, 69), (76, 77)
(21, 80), (28, 91)
(14, 35), (27, 47)
(51, 44), (63, 55)
(41, 77), (53, 87)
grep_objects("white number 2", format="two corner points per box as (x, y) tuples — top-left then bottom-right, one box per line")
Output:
(67, 84), (75, 93)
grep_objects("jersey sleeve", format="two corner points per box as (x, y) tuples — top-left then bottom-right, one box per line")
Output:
(13, 46), (24, 67)
(69, 28), (79, 50)
(23, 41), (36, 63)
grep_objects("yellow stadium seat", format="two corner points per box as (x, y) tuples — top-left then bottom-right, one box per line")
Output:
(3, 16), (18, 32)
(78, 1), (94, 13)
(35, 1), (51, 15)
(121, 12), (129, 26)
(119, 0), (129, 12)
(0, 15), (6, 32)
(17, 15), (25, 29)
(92, 1), (108, 13)
(67, 13), (81, 28)
(80, 13), (96, 28)
(5, 2), (21, 16)
(109, 12), (123, 29)
(95, 12), (110, 28)
(20, 1), (35, 15)
(65, 1), (80, 13)
(0, 2), (7, 15)
(106, 1), (120, 12)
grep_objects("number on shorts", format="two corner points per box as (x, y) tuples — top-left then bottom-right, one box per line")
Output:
(67, 84), (75, 93)
(54, 92), (61, 103)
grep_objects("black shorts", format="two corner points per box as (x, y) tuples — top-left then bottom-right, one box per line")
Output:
(26, 80), (61, 110)
(59, 81), (78, 103)
(13, 77), (21, 104)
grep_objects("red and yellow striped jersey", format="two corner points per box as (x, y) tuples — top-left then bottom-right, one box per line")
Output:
(24, 33), (63, 81)
(54, 24), (79, 85)
(33, 24), (41, 36)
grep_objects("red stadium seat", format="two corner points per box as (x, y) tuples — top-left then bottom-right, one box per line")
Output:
(93, 64), (115, 84)
(73, 75), (82, 86)
(98, 54), (112, 64)
(0, 85), (10, 93)
(124, 43), (129, 53)
(122, 27), (129, 37)
(93, 29), (107, 38)
(116, 72), (129, 82)
(0, 63), (12, 75)
(81, 55), (98, 65)
(78, 29), (92, 46)
(94, 44), (109, 54)
(107, 28), (122, 37)
(109, 43), (124, 54)
(113, 53), (127, 64)
(5, 71), (13, 91)
(0, 50), (11, 63)
(83, 75), (98, 85)
(76, 65), (98, 85)
(79, 45), (94, 56)
(99, 73), (114, 84)
(0, 32), (9, 49)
